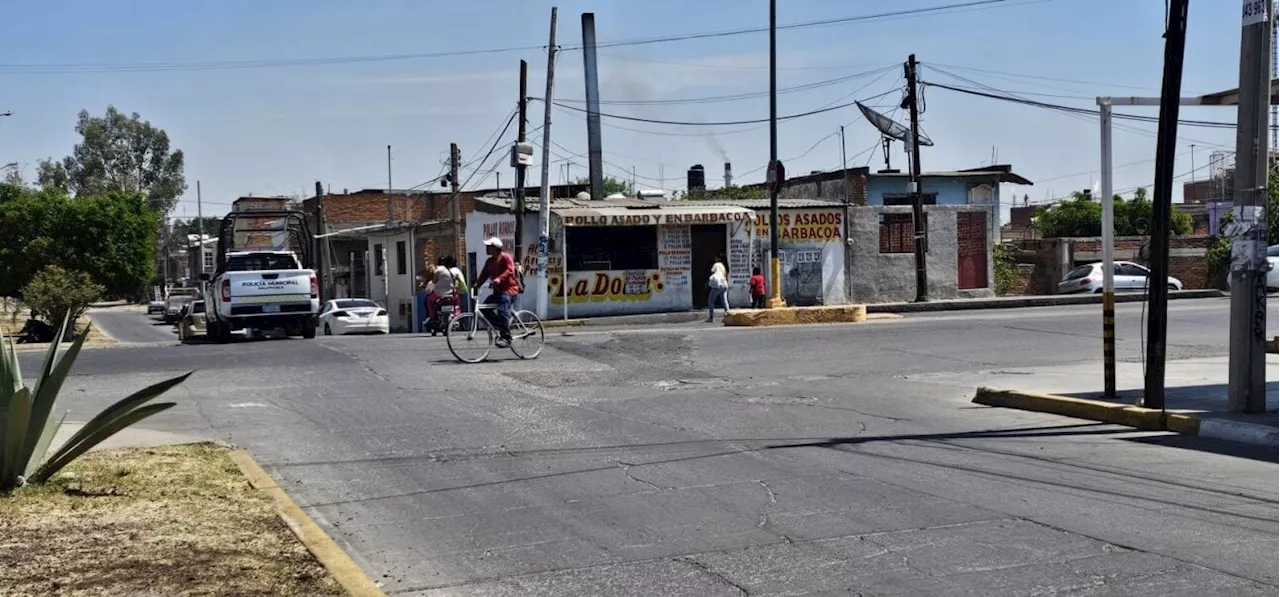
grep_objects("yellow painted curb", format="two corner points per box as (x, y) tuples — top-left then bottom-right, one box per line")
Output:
(723, 304), (868, 327)
(230, 450), (386, 597)
(973, 387), (1202, 434)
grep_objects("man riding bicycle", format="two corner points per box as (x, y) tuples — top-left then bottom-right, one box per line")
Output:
(473, 237), (520, 347)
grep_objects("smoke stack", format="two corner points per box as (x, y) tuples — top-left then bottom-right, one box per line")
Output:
(687, 164), (706, 193)
(724, 162), (732, 187)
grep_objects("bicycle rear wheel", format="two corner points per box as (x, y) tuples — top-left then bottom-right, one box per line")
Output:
(508, 310), (545, 359)
(446, 313), (492, 363)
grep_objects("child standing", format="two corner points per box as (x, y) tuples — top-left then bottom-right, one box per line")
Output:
(749, 266), (766, 309)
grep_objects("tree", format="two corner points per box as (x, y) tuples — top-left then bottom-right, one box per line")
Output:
(164, 216), (221, 255)
(574, 176), (631, 197)
(1034, 190), (1191, 238)
(21, 265), (104, 326)
(0, 185), (158, 298)
(37, 106), (186, 214)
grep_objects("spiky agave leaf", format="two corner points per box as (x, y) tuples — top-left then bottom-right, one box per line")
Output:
(1, 388), (32, 491)
(21, 314), (87, 477)
(30, 402), (176, 484)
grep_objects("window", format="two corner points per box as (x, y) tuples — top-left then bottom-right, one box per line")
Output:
(224, 253), (300, 272)
(190, 302), (205, 314)
(374, 244), (384, 276)
(882, 193), (938, 206)
(335, 299), (379, 309)
(1065, 265), (1095, 280)
(202, 251), (215, 274)
(396, 241), (407, 275)
(879, 214), (918, 254)
(1117, 263), (1149, 277)
(565, 226), (658, 272)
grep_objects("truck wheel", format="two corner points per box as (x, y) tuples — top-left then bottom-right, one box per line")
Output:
(302, 320), (317, 339)
(211, 322), (231, 344)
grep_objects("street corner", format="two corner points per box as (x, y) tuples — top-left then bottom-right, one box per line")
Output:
(229, 450), (387, 597)
(723, 304), (867, 327)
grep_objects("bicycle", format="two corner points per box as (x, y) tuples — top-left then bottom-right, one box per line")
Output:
(446, 289), (545, 363)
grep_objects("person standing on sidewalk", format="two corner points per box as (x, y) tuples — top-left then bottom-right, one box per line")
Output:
(749, 266), (766, 309)
(706, 253), (730, 322)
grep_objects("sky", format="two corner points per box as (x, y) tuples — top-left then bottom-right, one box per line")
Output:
(0, 0), (1259, 222)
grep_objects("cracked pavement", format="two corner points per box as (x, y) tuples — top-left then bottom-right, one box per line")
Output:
(41, 298), (1280, 595)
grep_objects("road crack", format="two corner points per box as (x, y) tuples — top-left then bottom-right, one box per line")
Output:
(615, 461), (668, 491)
(675, 557), (750, 595)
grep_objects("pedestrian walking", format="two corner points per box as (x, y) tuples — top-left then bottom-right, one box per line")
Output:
(706, 253), (730, 322)
(749, 266), (766, 309)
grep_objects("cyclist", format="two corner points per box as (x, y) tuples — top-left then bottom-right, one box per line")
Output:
(473, 237), (519, 347)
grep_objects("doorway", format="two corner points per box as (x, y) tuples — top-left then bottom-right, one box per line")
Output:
(690, 224), (727, 308)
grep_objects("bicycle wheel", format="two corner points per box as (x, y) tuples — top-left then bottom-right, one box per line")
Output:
(508, 310), (545, 359)
(446, 313), (492, 363)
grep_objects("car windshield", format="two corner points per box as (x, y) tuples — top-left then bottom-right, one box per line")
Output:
(225, 253), (299, 271)
(170, 288), (199, 297)
(1064, 265), (1094, 281)
(335, 299), (378, 309)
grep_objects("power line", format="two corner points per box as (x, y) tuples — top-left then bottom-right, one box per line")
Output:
(925, 61), (1160, 92)
(923, 80), (1237, 128)
(555, 65), (896, 106)
(459, 110), (518, 190)
(545, 94), (873, 127)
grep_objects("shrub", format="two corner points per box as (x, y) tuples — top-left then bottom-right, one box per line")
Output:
(993, 243), (1021, 295)
(20, 266), (103, 329)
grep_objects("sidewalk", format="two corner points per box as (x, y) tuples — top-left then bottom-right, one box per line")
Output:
(867, 289), (1224, 313)
(911, 355), (1278, 446)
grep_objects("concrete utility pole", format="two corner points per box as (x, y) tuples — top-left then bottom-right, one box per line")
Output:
(386, 145), (394, 224)
(1229, 0), (1273, 413)
(316, 181), (329, 301)
(537, 7), (558, 320)
(766, 0), (786, 308)
(450, 143), (462, 263)
(581, 13), (604, 200)
(1142, 0), (1190, 410)
(514, 60), (529, 264)
(1097, 100), (1117, 398)
(905, 54), (929, 302)
(196, 181), (206, 291)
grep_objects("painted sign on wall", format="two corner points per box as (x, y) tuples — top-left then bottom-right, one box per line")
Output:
(752, 209), (846, 306)
(753, 210), (843, 243)
(548, 269), (687, 317)
(659, 225), (692, 290)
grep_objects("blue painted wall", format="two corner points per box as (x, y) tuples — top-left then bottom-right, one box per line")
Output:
(865, 175), (1002, 240)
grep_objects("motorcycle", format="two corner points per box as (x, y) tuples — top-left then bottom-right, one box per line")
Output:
(425, 293), (461, 336)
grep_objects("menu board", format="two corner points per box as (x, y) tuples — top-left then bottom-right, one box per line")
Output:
(658, 225), (691, 288)
(729, 236), (750, 286)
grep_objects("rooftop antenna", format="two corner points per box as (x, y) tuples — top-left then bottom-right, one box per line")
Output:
(857, 101), (933, 149)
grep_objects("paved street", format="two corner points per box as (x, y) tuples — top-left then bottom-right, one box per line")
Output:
(87, 306), (181, 344)
(47, 298), (1280, 595)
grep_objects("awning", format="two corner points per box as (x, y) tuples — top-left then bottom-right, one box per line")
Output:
(556, 204), (755, 227)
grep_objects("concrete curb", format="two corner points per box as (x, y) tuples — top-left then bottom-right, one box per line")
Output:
(229, 450), (386, 597)
(868, 289), (1225, 314)
(973, 387), (1277, 447)
(724, 304), (867, 327)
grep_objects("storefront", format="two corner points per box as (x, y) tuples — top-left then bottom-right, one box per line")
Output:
(466, 199), (756, 319)
(737, 200), (849, 306)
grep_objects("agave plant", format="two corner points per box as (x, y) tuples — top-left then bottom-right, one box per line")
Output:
(0, 313), (191, 492)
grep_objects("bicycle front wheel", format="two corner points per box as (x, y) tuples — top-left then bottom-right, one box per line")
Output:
(508, 310), (545, 359)
(446, 313), (492, 363)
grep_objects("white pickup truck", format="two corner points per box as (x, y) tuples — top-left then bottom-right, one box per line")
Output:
(203, 250), (318, 342)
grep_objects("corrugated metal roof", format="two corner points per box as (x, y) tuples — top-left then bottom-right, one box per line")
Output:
(702, 198), (845, 209)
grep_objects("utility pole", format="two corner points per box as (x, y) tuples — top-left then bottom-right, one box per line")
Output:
(905, 54), (929, 302)
(766, 0), (786, 308)
(386, 145), (393, 224)
(1143, 0), (1190, 411)
(514, 60), (529, 265)
(537, 6), (558, 319)
(839, 125), (847, 171)
(1229, 0), (1273, 413)
(196, 181), (206, 291)
(1098, 99), (1116, 398)
(316, 181), (329, 301)
(450, 143), (462, 262)
(581, 13), (604, 200)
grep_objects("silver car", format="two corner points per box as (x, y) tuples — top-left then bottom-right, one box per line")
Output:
(1266, 245), (1278, 291)
(1057, 262), (1183, 294)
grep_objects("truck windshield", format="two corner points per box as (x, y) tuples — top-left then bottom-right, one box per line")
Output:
(225, 253), (299, 271)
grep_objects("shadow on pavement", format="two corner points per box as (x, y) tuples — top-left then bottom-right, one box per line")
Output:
(1061, 382), (1280, 420)
(1123, 433), (1279, 463)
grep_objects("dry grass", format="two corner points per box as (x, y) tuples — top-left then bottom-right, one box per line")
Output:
(0, 307), (118, 350)
(0, 443), (343, 597)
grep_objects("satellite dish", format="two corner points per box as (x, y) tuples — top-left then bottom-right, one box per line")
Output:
(857, 102), (933, 147)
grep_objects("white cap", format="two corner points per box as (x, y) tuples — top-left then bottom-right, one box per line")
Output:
(483, 236), (504, 248)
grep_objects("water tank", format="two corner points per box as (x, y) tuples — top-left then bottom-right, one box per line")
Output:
(687, 164), (706, 193)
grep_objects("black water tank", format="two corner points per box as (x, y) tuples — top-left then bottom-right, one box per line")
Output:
(687, 164), (706, 192)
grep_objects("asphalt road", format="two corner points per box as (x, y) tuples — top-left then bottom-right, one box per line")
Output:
(36, 297), (1280, 595)
(87, 307), (180, 343)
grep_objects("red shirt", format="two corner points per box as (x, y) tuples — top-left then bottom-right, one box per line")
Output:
(749, 274), (766, 296)
(482, 252), (520, 296)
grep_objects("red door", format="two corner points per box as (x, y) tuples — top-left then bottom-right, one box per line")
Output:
(957, 212), (988, 290)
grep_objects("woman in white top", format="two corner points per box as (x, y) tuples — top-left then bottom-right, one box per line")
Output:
(426, 255), (462, 329)
(706, 253), (730, 322)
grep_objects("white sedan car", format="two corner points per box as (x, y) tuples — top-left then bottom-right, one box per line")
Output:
(1266, 245), (1278, 291)
(1057, 261), (1183, 295)
(317, 299), (389, 335)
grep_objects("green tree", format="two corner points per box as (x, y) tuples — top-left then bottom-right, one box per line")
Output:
(574, 176), (631, 197)
(37, 106), (187, 214)
(20, 266), (104, 327)
(1035, 189), (1191, 238)
(0, 185), (158, 298)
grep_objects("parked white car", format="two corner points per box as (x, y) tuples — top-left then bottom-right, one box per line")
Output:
(318, 299), (389, 335)
(1267, 245), (1278, 291)
(1057, 261), (1183, 295)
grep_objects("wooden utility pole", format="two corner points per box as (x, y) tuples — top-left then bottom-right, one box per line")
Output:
(905, 54), (928, 302)
(514, 60), (529, 263)
(450, 143), (462, 261)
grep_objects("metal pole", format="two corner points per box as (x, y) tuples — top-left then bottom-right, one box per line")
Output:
(196, 181), (206, 292)
(1229, 0), (1273, 414)
(839, 125), (847, 171)
(766, 0), (785, 308)
(537, 7), (558, 320)
(562, 223), (568, 321)
(1098, 99), (1116, 399)
(906, 54), (928, 302)
(581, 13), (604, 201)
(316, 181), (329, 302)
(1143, 0), (1190, 411)
(386, 145), (393, 224)
(515, 59), (529, 265)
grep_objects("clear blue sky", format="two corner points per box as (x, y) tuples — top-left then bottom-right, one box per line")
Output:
(0, 0), (1251, 219)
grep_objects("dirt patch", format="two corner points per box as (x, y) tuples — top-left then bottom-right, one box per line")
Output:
(1, 308), (118, 351)
(0, 443), (342, 596)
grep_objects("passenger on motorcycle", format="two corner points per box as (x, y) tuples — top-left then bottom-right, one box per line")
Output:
(426, 255), (467, 331)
